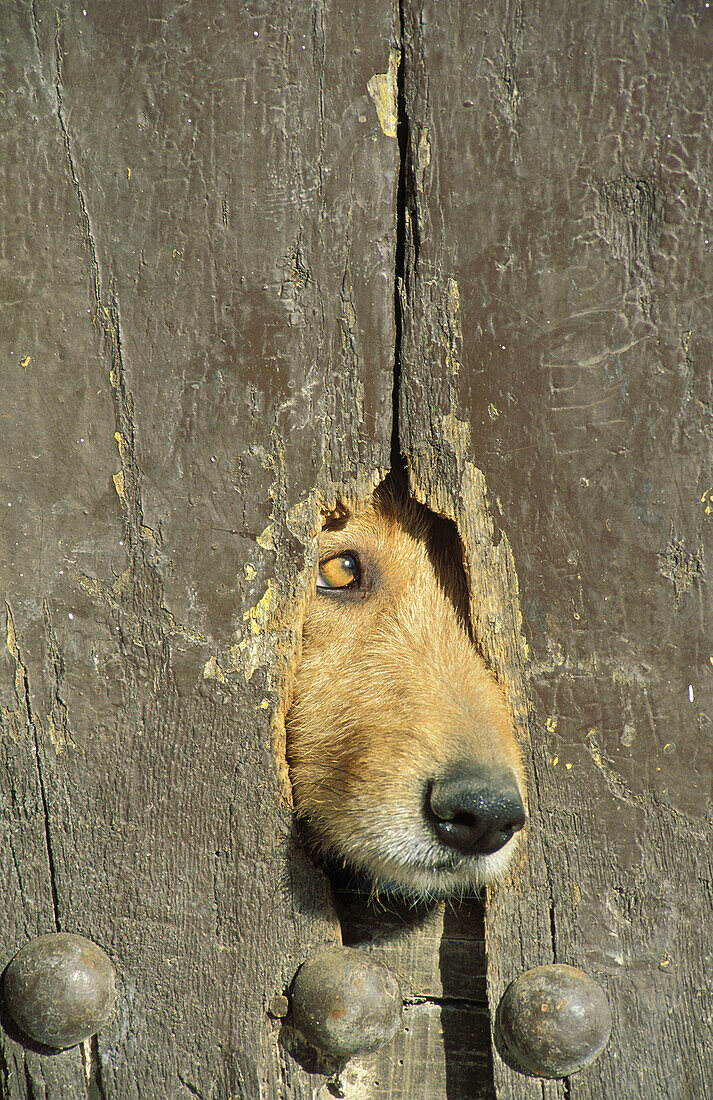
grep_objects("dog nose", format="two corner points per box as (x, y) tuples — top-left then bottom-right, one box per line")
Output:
(427, 769), (526, 855)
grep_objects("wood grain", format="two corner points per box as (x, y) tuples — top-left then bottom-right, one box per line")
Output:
(2, 2), (712, 1097)
(0, 2), (396, 1095)
(397, 2), (713, 1098)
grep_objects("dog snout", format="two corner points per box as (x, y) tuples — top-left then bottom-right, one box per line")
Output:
(426, 767), (526, 856)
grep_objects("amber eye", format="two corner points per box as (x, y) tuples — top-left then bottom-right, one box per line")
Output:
(316, 553), (360, 591)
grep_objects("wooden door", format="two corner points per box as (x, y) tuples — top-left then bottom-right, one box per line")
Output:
(395, 3), (713, 1098)
(1, 1), (396, 1095)
(1, 2), (711, 1098)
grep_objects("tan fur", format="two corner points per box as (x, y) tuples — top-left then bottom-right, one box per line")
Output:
(285, 480), (526, 898)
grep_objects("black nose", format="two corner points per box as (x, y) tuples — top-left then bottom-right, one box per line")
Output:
(427, 768), (526, 856)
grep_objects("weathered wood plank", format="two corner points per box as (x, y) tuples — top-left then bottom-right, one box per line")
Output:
(337, 894), (488, 1004)
(1, 1), (398, 1095)
(339, 1001), (494, 1100)
(398, 1), (713, 1097)
(4, 1), (712, 1096)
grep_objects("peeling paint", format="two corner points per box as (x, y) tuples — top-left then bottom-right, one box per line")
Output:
(227, 581), (276, 681)
(367, 49), (400, 138)
(441, 411), (471, 452)
(445, 276), (460, 318)
(6, 607), (72, 751)
(6, 610), (16, 653)
(203, 655), (226, 682)
(5, 606), (26, 705)
(286, 494), (319, 543)
(585, 728), (647, 810)
(658, 524), (705, 601)
(47, 710), (74, 753)
(161, 606), (206, 645)
(417, 127), (431, 190)
(77, 572), (206, 645)
(244, 583), (272, 635)
(438, 278), (462, 375)
(113, 470), (125, 499)
(257, 525), (277, 551)
(285, 241), (310, 289)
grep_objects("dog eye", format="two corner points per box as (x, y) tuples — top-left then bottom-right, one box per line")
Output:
(317, 553), (360, 590)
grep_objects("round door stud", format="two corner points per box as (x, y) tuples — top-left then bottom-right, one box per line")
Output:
(3, 933), (117, 1050)
(291, 946), (402, 1058)
(497, 963), (612, 1078)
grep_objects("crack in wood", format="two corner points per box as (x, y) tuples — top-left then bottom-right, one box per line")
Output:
(548, 899), (558, 962)
(177, 1072), (208, 1099)
(23, 1060), (38, 1100)
(81, 1037), (107, 1100)
(52, 12), (102, 318)
(29, 0), (41, 64)
(404, 994), (489, 1010)
(0, 1019), (12, 1096)
(5, 603), (62, 931)
(42, 599), (73, 753)
(391, 0), (410, 476)
(51, 10), (164, 646)
(312, 0), (326, 210)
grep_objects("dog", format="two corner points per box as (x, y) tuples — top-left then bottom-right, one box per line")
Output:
(285, 477), (526, 899)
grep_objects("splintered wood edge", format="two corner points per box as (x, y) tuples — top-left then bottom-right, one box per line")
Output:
(271, 468), (387, 804)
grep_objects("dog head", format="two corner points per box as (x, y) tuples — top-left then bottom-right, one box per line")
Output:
(286, 481), (526, 899)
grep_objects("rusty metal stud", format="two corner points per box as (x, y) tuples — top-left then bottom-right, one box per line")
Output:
(291, 946), (402, 1058)
(3, 933), (117, 1050)
(497, 963), (612, 1078)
